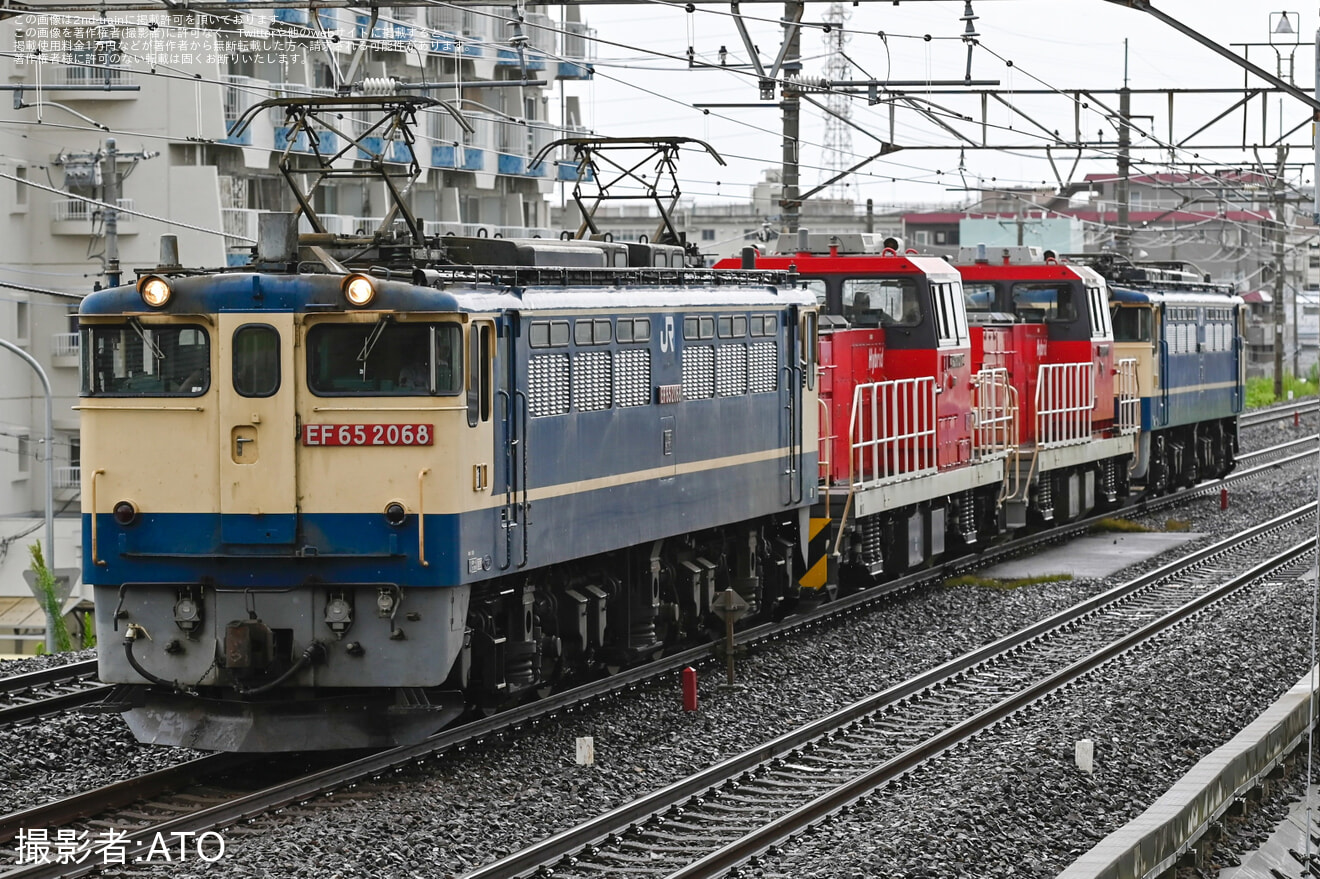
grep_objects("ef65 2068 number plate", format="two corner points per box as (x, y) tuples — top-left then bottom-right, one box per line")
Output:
(302, 424), (434, 446)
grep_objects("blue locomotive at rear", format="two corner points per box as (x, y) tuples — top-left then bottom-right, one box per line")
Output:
(1093, 256), (1244, 489)
(82, 227), (817, 751)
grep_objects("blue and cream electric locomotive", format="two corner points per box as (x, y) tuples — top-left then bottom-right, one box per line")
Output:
(1080, 254), (1244, 489)
(81, 104), (818, 750)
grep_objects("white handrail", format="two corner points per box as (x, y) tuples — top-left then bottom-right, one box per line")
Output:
(1035, 362), (1094, 449)
(847, 376), (938, 487)
(1115, 358), (1140, 436)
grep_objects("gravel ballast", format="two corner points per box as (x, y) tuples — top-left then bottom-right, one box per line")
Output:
(1, 415), (1315, 878)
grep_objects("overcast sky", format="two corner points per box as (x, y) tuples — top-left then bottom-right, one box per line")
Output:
(551, 0), (1320, 210)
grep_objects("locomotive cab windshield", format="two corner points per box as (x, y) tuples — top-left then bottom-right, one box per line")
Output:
(842, 278), (920, 329)
(81, 320), (211, 397)
(307, 319), (463, 396)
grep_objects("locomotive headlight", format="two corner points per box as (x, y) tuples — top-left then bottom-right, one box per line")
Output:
(138, 275), (172, 308)
(112, 500), (139, 526)
(342, 274), (377, 307)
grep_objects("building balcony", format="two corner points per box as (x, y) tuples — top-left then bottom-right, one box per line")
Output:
(53, 466), (80, 490)
(354, 14), (413, 45)
(222, 208), (258, 251)
(274, 126), (311, 153)
(496, 48), (547, 71)
(557, 61), (593, 80)
(41, 64), (137, 97)
(51, 333), (79, 367)
(558, 21), (596, 81)
(557, 162), (590, 182)
(425, 221), (559, 239)
(273, 3), (308, 24)
(222, 75), (270, 145)
(497, 153), (526, 175)
(51, 198), (136, 236)
(432, 144), (460, 169)
(462, 148), (487, 172)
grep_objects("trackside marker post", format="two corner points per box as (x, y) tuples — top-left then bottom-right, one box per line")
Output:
(576, 736), (594, 765)
(1221, 488), (1228, 510)
(711, 588), (750, 686)
(1075, 739), (1095, 774)
(681, 666), (698, 712)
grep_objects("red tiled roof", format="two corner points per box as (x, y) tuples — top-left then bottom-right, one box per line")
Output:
(902, 209), (1272, 224)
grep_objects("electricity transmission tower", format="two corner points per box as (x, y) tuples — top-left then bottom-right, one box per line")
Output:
(819, 2), (852, 200)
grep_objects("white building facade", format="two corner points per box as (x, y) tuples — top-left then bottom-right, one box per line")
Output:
(0, 3), (594, 650)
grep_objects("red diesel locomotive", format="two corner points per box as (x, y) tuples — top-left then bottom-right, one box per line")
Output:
(717, 234), (1142, 594)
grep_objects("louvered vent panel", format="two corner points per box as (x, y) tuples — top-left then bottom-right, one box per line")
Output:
(615, 348), (651, 407)
(748, 342), (778, 393)
(528, 354), (570, 417)
(682, 346), (715, 400)
(572, 350), (613, 412)
(716, 345), (748, 397)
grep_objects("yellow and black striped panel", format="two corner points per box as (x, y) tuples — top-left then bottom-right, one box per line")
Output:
(799, 516), (833, 592)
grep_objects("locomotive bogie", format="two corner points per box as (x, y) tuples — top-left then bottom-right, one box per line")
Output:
(461, 512), (801, 709)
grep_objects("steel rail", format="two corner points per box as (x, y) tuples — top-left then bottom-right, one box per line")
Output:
(1240, 400), (1319, 428)
(0, 754), (252, 845)
(0, 661), (105, 726)
(669, 536), (1316, 879)
(1236, 435), (1316, 460)
(2, 432), (1312, 876)
(0, 689), (108, 726)
(0, 661), (97, 697)
(461, 504), (1317, 879)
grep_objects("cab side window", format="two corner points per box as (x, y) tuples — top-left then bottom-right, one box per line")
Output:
(233, 325), (280, 398)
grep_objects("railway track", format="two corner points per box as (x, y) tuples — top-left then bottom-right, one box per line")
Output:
(0, 662), (101, 727)
(0, 426), (1314, 876)
(462, 504), (1318, 879)
(0, 419), (1307, 732)
(1239, 398), (1318, 429)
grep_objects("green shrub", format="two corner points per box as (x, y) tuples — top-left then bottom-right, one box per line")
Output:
(1246, 373), (1318, 408)
(1090, 518), (1153, 533)
(945, 573), (1073, 590)
(28, 541), (72, 653)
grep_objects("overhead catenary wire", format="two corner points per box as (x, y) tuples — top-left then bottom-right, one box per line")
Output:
(0, 169), (246, 241)
(0, 2), (1314, 250)
(4, 4), (1303, 199)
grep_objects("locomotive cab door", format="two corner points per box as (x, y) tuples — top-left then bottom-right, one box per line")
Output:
(784, 306), (805, 505)
(497, 312), (528, 570)
(217, 312), (298, 544)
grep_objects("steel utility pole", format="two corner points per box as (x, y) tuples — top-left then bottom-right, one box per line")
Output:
(1116, 41), (1131, 256)
(1273, 145), (1288, 399)
(780, 0), (803, 234)
(55, 139), (156, 287)
(0, 340), (55, 651)
(104, 138), (121, 287)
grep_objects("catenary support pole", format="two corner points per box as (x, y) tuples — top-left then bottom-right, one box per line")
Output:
(0, 338), (56, 651)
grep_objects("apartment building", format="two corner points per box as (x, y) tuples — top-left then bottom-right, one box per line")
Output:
(0, 3), (594, 650)
(552, 168), (907, 264)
